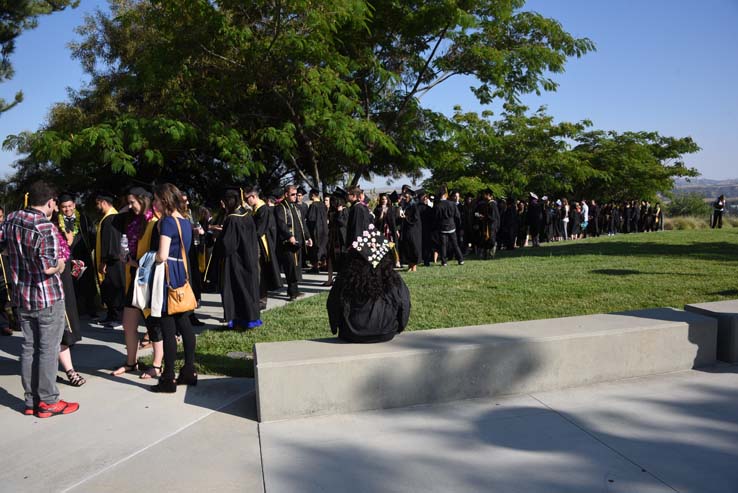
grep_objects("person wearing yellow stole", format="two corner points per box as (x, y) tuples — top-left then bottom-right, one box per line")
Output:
(95, 191), (124, 325)
(112, 187), (164, 378)
(214, 187), (261, 328)
(244, 186), (282, 310)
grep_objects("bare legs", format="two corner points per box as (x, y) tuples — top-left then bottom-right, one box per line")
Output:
(112, 306), (163, 376)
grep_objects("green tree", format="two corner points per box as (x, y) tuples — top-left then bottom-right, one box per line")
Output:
(4, 0), (593, 201)
(572, 130), (700, 201)
(0, 0), (79, 114)
(426, 103), (595, 198)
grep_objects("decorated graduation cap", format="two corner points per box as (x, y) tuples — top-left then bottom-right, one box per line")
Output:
(350, 223), (395, 269)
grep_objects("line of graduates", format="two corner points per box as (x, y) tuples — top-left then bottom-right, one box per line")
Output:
(304, 187), (669, 275)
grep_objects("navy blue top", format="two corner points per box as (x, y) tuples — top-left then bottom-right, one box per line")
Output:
(160, 216), (192, 313)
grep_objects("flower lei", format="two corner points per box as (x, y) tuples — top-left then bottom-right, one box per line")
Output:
(54, 227), (71, 261)
(58, 212), (80, 235)
(126, 209), (154, 256)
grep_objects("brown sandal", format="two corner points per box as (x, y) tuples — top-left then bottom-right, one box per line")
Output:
(140, 365), (162, 380)
(66, 369), (86, 387)
(112, 362), (139, 376)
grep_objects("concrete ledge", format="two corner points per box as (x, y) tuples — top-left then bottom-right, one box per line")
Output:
(685, 300), (738, 362)
(254, 308), (717, 422)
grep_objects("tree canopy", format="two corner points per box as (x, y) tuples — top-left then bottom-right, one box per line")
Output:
(0, 0), (79, 114)
(424, 104), (700, 201)
(3, 0), (596, 201)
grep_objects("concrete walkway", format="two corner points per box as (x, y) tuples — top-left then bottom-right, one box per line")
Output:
(1, 274), (737, 492)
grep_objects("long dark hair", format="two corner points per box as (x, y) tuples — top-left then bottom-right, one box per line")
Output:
(338, 250), (402, 301)
(154, 183), (186, 216)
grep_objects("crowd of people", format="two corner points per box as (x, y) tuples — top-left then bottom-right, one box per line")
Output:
(0, 177), (673, 418)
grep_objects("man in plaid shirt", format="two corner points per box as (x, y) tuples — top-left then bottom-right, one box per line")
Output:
(0, 181), (79, 418)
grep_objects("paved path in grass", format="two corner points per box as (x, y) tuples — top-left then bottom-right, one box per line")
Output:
(1, 272), (737, 492)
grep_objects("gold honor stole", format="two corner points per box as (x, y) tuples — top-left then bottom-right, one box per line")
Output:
(95, 207), (118, 284)
(124, 216), (159, 293)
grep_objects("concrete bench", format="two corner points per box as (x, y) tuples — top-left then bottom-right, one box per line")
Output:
(685, 300), (738, 362)
(254, 308), (717, 422)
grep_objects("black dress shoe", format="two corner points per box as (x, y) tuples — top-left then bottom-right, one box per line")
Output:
(149, 379), (177, 393)
(176, 369), (198, 386)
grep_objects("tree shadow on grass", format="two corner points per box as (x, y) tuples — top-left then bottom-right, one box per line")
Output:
(712, 289), (738, 297)
(507, 240), (738, 263)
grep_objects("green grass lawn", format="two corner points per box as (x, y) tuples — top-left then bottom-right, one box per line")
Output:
(186, 228), (738, 377)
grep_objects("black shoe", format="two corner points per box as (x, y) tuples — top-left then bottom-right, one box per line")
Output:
(149, 379), (177, 393)
(189, 314), (205, 327)
(176, 368), (198, 387)
(458, 261), (464, 265)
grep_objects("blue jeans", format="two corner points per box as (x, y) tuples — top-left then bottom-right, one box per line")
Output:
(19, 301), (65, 407)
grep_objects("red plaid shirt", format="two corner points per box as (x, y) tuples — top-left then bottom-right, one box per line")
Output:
(0, 208), (64, 311)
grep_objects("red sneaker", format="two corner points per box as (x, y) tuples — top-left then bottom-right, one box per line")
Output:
(36, 400), (79, 418)
(23, 407), (34, 416)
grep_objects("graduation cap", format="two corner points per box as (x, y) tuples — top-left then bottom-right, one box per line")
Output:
(58, 191), (76, 203)
(389, 191), (399, 203)
(415, 188), (426, 198)
(309, 188), (321, 197)
(128, 186), (153, 199)
(350, 223), (395, 269)
(95, 190), (116, 204)
(332, 187), (348, 201)
(529, 192), (539, 200)
(403, 187), (415, 197)
(222, 186), (243, 201)
(296, 186), (307, 195)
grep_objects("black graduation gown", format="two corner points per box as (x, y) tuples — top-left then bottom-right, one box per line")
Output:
(252, 202), (283, 291)
(64, 213), (98, 316)
(475, 200), (500, 249)
(60, 263), (82, 346)
(418, 203), (436, 263)
(373, 205), (397, 241)
(215, 213), (261, 323)
(500, 206), (518, 249)
(526, 200), (542, 240)
(274, 201), (311, 294)
(306, 200), (329, 262)
(326, 275), (410, 343)
(328, 207), (348, 270)
(98, 212), (125, 318)
(346, 201), (374, 245)
(400, 204), (422, 264)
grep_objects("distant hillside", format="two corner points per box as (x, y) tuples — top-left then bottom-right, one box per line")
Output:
(673, 178), (738, 201)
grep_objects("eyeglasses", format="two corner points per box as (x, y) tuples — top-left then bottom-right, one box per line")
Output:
(289, 193), (297, 196)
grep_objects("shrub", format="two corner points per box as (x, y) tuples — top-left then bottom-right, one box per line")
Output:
(664, 216), (709, 230)
(667, 193), (711, 217)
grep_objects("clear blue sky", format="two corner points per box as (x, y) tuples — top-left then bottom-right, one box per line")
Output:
(1, 0), (736, 183)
